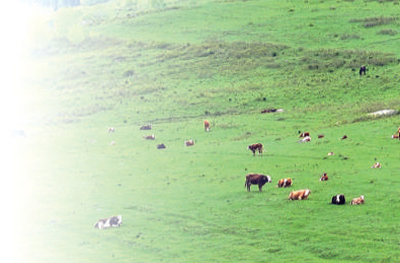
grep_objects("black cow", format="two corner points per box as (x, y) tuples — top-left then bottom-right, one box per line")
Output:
(245, 173), (272, 192)
(157, 143), (166, 149)
(331, 194), (346, 205)
(359, 65), (366, 76)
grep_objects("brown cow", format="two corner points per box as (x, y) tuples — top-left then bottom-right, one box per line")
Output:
(277, 178), (292, 188)
(371, 162), (381, 168)
(341, 135), (348, 140)
(184, 139), (194, 146)
(392, 134), (399, 139)
(244, 173), (272, 192)
(319, 173), (328, 181)
(299, 132), (310, 138)
(318, 134), (324, 138)
(248, 143), (263, 156)
(143, 134), (155, 140)
(350, 195), (365, 205)
(204, 120), (210, 132)
(288, 189), (311, 200)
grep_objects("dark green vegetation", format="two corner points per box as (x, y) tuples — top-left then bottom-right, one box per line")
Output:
(16, 0), (400, 262)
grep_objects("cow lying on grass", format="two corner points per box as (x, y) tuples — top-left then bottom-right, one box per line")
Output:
(350, 195), (365, 205)
(277, 178), (292, 188)
(331, 195), (345, 205)
(94, 215), (122, 229)
(288, 189), (310, 200)
(319, 173), (328, 181)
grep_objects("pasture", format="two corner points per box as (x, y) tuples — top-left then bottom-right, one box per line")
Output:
(9, 0), (400, 262)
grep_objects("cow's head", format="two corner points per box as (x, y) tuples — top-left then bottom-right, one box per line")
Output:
(266, 175), (272, 183)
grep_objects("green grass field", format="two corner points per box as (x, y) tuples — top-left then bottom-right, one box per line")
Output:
(9, 0), (400, 262)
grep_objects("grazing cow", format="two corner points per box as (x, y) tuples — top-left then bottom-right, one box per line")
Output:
(371, 162), (381, 168)
(108, 127), (115, 133)
(248, 143), (263, 156)
(350, 195), (365, 205)
(184, 139), (194, 146)
(341, 135), (348, 140)
(319, 173), (328, 181)
(318, 134), (324, 138)
(157, 143), (166, 149)
(140, 124), (152, 130)
(299, 132), (310, 138)
(204, 120), (210, 132)
(359, 65), (366, 76)
(298, 136), (311, 143)
(288, 189), (311, 200)
(277, 178), (292, 188)
(327, 152), (334, 156)
(143, 134), (155, 140)
(331, 195), (346, 205)
(94, 215), (122, 229)
(244, 173), (272, 192)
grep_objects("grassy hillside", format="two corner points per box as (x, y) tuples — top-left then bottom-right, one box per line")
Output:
(11, 0), (400, 262)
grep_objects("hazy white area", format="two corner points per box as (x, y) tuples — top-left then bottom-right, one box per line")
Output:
(0, 2), (42, 262)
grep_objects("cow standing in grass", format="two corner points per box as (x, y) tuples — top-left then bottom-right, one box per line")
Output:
(248, 143), (263, 156)
(359, 65), (366, 76)
(245, 173), (272, 192)
(204, 120), (210, 132)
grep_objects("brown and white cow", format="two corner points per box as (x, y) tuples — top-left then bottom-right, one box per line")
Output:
(392, 134), (399, 139)
(288, 189), (311, 200)
(248, 143), (263, 156)
(184, 139), (194, 146)
(108, 127), (115, 133)
(244, 173), (272, 192)
(319, 173), (328, 181)
(277, 178), (292, 188)
(94, 215), (122, 229)
(143, 134), (155, 140)
(350, 195), (365, 205)
(204, 120), (210, 132)
(327, 152), (334, 156)
(371, 162), (381, 168)
(298, 136), (311, 143)
(299, 132), (310, 138)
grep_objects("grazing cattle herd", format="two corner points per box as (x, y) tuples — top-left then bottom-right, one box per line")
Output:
(97, 120), (400, 229)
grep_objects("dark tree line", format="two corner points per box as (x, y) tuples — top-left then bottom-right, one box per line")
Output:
(20, 0), (80, 11)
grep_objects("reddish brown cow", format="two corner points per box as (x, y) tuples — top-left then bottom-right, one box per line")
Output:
(143, 134), (155, 140)
(277, 178), (292, 188)
(245, 173), (272, 192)
(248, 143), (263, 156)
(204, 120), (210, 132)
(184, 140), (194, 146)
(319, 173), (328, 181)
(318, 134), (324, 138)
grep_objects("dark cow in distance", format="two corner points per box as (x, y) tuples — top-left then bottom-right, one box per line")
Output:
(248, 143), (263, 156)
(359, 65), (366, 76)
(331, 194), (345, 205)
(140, 124), (152, 130)
(245, 173), (272, 192)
